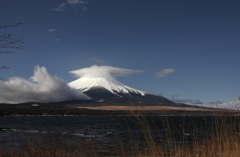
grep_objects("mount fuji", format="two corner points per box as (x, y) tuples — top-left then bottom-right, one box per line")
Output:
(68, 65), (187, 107)
(0, 65), (218, 116)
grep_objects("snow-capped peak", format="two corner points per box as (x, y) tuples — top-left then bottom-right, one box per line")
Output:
(68, 77), (145, 95)
(68, 65), (145, 96)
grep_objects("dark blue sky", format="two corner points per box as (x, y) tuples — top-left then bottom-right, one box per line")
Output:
(1, 0), (240, 108)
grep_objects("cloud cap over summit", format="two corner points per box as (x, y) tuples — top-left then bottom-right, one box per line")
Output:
(69, 65), (144, 79)
(68, 65), (145, 95)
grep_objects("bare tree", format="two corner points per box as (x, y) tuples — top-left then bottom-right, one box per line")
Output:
(0, 21), (24, 72)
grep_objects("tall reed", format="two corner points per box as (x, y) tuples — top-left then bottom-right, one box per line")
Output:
(125, 108), (240, 157)
(1, 108), (240, 157)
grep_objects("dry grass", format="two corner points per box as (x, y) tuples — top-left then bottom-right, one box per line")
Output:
(113, 112), (240, 157)
(1, 111), (240, 157)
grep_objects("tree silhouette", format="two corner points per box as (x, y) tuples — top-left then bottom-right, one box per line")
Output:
(0, 21), (24, 75)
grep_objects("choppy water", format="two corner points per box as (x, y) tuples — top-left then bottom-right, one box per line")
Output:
(0, 115), (237, 151)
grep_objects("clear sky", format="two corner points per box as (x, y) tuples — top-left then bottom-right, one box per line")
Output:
(1, 0), (240, 108)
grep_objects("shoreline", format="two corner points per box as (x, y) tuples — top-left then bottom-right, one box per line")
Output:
(0, 103), (238, 116)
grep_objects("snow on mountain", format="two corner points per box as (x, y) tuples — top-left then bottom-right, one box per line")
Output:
(67, 65), (187, 107)
(68, 77), (145, 95)
(68, 65), (145, 96)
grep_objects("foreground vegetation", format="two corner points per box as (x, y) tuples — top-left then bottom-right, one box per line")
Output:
(1, 110), (240, 157)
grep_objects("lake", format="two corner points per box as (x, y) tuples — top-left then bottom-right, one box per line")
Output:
(0, 115), (237, 153)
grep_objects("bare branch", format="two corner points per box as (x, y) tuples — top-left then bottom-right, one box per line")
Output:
(0, 21), (24, 29)
(0, 37), (24, 49)
(1, 19), (24, 72)
(0, 34), (12, 42)
(0, 51), (14, 54)
(0, 26), (24, 53)
(0, 66), (10, 71)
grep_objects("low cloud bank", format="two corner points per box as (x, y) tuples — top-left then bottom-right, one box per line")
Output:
(171, 94), (203, 105)
(0, 66), (90, 104)
(203, 100), (240, 110)
(171, 94), (240, 110)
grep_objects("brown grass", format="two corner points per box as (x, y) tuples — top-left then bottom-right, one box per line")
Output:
(113, 110), (240, 157)
(1, 110), (240, 157)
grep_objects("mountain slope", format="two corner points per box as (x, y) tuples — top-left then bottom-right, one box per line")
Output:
(69, 77), (178, 106)
(68, 65), (194, 107)
(82, 86), (177, 106)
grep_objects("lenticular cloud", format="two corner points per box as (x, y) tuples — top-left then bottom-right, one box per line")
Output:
(0, 65), (90, 104)
(70, 65), (144, 80)
(68, 65), (145, 95)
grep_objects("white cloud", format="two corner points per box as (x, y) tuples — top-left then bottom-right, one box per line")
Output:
(154, 69), (176, 78)
(52, 0), (88, 12)
(48, 28), (56, 32)
(0, 66), (90, 104)
(204, 100), (240, 110)
(54, 38), (59, 42)
(67, 0), (85, 5)
(171, 94), (240, 110)
(92, 57), (106, 65)
(69, 65), (144, 79)
(52, 3), (66, 12)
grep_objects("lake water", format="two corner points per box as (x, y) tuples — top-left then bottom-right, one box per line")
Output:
(0, 115), (236, 152)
